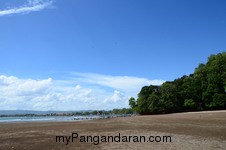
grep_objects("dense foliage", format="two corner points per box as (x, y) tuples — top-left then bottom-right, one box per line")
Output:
(130, 52), (226, 115)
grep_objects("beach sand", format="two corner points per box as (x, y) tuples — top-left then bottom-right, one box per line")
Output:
(0, 110), (226, 150)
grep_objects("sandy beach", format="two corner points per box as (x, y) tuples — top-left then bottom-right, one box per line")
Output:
(0, 110), (226, 150)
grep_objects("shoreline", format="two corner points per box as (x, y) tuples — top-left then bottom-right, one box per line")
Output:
(1, 110), (226, 149)
(1, 109), (226, 124)
(0, 114), (132, 123)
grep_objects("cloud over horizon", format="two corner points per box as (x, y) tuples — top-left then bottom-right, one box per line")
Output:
(0, 0), (54, 16)
(0, 73), (165, 111)
(72, 72), (165, 95)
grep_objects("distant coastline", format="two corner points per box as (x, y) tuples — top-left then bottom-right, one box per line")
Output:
(0, 110), (133, 123)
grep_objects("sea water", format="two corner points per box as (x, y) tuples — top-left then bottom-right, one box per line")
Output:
(0, 116), (76, 123)
(0, 115), (102, 123)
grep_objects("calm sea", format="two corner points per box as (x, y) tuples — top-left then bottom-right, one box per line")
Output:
(0, 116), (94, 123)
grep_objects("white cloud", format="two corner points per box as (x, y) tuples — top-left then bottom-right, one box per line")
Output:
(0, 75), (52, 96)
(0, 73), (165, 111)
(72, 72), (165, 95)
(75, 85), (81, 90)
(0, 0), (54, 16)
(104, 90), (126, 103)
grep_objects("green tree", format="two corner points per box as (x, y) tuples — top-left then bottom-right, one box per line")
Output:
(137, 85), (161, 115)
(129, 97), (136, 110)
(147, 94), (163, 114)
(184, 99), (196, 110)
(132, 52), (226, 115)
(161, 82), (178, 112)
(210, 93), (226, 108)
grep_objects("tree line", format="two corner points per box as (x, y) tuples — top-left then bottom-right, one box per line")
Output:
(129, 52), (226, 115)
(0, 108), (133, 117)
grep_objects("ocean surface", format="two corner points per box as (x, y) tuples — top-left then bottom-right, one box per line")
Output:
(0, 116), (100, 123)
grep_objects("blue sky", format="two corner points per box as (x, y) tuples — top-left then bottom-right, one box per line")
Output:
(0, 0), (225, 110)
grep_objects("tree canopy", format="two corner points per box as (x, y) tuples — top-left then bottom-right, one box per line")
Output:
(130, 52), (226, 115)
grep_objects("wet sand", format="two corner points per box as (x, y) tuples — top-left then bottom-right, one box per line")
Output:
(0, 110), (226, 150)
